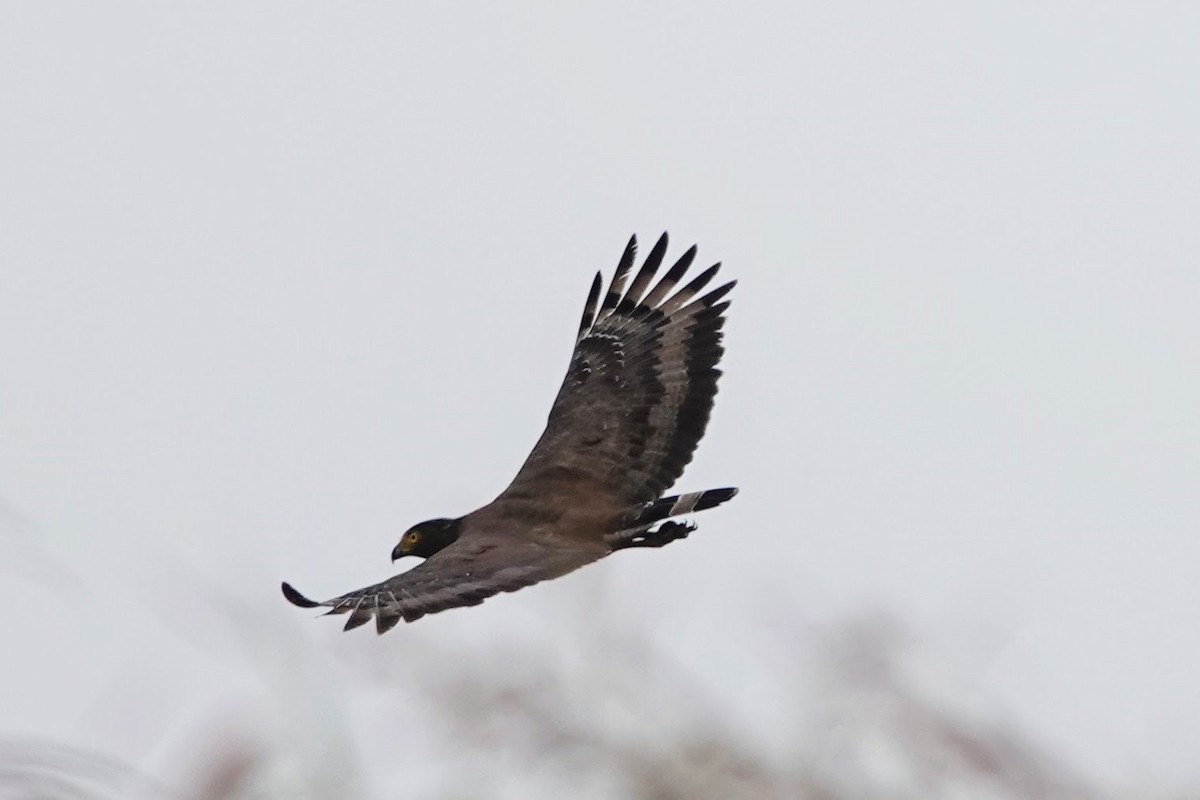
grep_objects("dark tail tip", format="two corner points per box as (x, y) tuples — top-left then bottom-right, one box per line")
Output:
(281, 581), (321, 608)
(695, 486), (739, 511)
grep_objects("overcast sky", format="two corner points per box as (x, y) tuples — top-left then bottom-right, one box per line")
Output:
(2, 2), (1198, 796)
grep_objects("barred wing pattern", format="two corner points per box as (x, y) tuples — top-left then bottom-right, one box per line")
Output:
(282, 535), (601, 633)
(503, 233), (735, 506)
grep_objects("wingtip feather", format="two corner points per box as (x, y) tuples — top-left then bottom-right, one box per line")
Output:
(578, 271), (604, 338)
(619, 234), (638, 268)
(343, 605), (373, 631)
(376, 610), (403, 634)
(642, 244), (698, 308)
(281, 581), (321, 608)
(619, 232), (671, 312)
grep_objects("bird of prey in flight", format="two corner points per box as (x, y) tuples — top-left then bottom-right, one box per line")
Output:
(282, 233), (737, 632)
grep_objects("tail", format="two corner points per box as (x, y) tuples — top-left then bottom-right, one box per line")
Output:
(632, 487), (738, 527)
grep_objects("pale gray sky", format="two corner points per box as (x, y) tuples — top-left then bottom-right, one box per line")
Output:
(2, 2), (1198, 796)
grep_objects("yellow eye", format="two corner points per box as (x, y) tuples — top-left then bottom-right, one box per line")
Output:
(404, 531), (419, 544)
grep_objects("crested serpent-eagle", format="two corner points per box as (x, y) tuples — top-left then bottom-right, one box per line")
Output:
(282, 233), (738, 632)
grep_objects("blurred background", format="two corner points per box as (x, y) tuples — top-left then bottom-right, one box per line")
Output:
(2, 2), (1198, 798)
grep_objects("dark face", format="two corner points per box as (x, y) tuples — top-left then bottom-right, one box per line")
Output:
(392, 517), (461, 561)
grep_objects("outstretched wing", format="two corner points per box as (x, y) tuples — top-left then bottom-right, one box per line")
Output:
(281, 534), (602, 633)
(501, 233), (734, 507)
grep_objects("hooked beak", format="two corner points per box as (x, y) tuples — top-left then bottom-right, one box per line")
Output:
(391, 543), (406, 562)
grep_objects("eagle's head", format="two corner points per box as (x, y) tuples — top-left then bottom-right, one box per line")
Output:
(393, 517), (461, 561)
